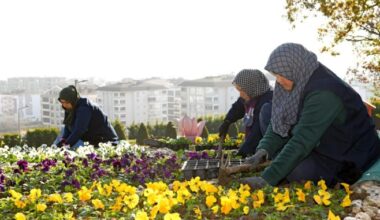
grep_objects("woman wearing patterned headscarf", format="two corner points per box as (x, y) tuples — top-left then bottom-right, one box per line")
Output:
(219, 69), (273, 157)
(242, 43), (380, 189)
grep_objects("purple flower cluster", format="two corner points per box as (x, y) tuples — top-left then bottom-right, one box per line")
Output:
(124, 152), (180, 185)
(187, 151), (209, 160)
(14, 160), (29, 174)
(0, 169), (5, 192)
(37, 159), (57, 172)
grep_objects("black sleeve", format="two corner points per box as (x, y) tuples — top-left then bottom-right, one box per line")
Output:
(225, 97), (245, 123)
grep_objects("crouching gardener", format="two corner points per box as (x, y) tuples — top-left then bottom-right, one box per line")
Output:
(56, 85), (118, 148)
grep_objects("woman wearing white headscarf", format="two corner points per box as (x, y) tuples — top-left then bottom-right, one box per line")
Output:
(219, 69), (272, 157)
(242, 43), (380, 188)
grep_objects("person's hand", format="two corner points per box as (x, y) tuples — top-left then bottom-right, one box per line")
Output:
(240, 176), (268, 189)
(56, 138), (66, 147)
(244, 149), (268, 166)
(218, 120), (231, 139)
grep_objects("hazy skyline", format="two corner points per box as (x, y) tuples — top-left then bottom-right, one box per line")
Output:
(0, 0), (356, 81)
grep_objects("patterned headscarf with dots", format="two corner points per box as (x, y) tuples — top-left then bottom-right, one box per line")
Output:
(232, 69), (270, 99)
(265, 43), (319, 137)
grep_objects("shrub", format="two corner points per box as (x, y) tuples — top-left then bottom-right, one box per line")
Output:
(136, 123), (149, 145)
(127, 122), (139, 140)
(1, 133), (21, 147)
(112, 119), (127, 140)
(25, 128), (59, 147)
(165, 121), (177, 139)
(201, 124), (209, 139)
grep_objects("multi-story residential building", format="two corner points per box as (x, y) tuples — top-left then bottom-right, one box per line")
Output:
(7, 77), (66, 94)
(96, 78), (181, 126)
(0, 93), (41, 132)
(0, 80), (7, 93)
(179, 75), (239, 118)
(41, 86), (64, 128)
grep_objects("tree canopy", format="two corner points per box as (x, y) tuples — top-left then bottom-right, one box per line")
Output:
(286, 0), (380, 89)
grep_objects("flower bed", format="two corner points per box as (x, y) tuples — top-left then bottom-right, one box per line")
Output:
(0, 141), (354, 219)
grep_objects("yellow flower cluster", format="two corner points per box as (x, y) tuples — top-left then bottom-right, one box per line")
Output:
(7, 178), (352, 219)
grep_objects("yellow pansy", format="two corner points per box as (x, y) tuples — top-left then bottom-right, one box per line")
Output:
(193, 206), (202, 219)
(206, 195), (217, 208)
(220, 196), (232, 215)
(135, 210), (149, 220)
(96, 182), (105, 196)
(63, 193), (73, 203)
(110, 196), (123, 211)
(47, 193), (63, 204)
(313, 190), (331, 206)
(14, 213), (26, 220)
(150, 205), (159, 219)
(172, 181), (182, 192)
(104, 183), (113, 196)
(195, 136), (203, 145)
(296, 188), (306, 202)
(276, 203), (293, 211)
(28, 188), (42, 203)
(243, 206), (249, 215)
(9, 190), (22, 200)
(252, 190), (265, 209)
(340, 194), (351, 208)
(15, 200), (27, 209)
(340, 183), (352, 194)
(304, 181), (312, 190)
(327, 210), (341, 220)
(211, 205), (219, 214)
(36, 203), (47, 212)
(201, 182), (218, 194)
(92, 199), (105, 210)
(163, 212), (181, 220)
(124, 194), (139, 209)
(318, 179), (327, 191)
(77, 187), (92, 202)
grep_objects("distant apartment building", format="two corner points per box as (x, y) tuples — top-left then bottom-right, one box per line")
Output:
(0, 94), (41, 132)
(41, 86), (64, 128)
(7, 77), (66, 93)
(0, 80), (7, 93)
(96, 78), (181, 126)
(179, 75), (239, 118)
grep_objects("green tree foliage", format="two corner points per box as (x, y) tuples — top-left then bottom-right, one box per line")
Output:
(165, 121), (177, 139)
(150, 121), (167, 138)
(201, 124), (209, 139)
(136, 123), (149, 145)
(127, 122), (139, 140)
(286, 0), (380, 89)
(112, 119), (127, 140)
(25, 128), (59, 147)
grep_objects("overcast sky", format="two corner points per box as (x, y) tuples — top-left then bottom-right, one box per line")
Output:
(0, 0), (356, 81)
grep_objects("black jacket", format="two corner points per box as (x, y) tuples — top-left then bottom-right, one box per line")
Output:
(62, 98), (118, 147)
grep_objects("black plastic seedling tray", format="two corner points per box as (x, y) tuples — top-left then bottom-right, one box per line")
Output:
(181, 159), (245, 180)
